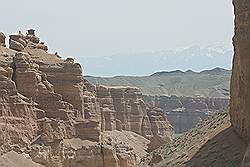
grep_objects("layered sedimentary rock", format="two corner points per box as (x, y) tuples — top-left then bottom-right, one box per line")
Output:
(0, 29), (174, 167)
(0, 66), (38, 153)
(97, 86), (174, 149)
(147, 107), (173, 150)
(12, 51), (77, 143)
(39, 59), (86, 120)
(9, 30), (48, 52)
(143, 95), (229, 113)
(144, 95), (229, 133)
(110, 87), (150, 135)
(96, 85), (116, 131)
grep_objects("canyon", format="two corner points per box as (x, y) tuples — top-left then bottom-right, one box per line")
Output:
(140, 0), (250, 166)
(1, 0), (250, 166)
(87, 70), (230, 134)
(143, 95), (229, 133)
(0, 30), (173, 167)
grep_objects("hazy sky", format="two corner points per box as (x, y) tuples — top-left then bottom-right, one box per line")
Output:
(1, 0), (233, 59)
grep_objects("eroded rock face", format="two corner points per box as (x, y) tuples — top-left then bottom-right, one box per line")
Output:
(147, 107), (173, 150)
(144, 95), (229, 133)
(107, 87), (153, 138)
(29, 131), (149, 167)
(39, 61), (86, 120)
(96, 85), (116, 131)
(9, 30), (48, 52)
(0, 66), (38, 153)
(96, 86), (173, 149)
(231, 0), (250, 141)
(0, 29), (173, 167)
(13, 52), (74, 120)
(144, 95), (229, 113)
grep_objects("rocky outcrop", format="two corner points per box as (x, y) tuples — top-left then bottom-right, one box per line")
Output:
(96, 85), (116, 131)
(231, 1), (250, 166)
(12, 52), (77, 142)
(0, 66), (38, 153)
(110, 87), (150, 134)
(0, 32), (6, 47)
(0, 29), (174, 167)
(9, 30), (48, 52)
(0, 151), (45, 167)
(230, 0), (250, 142)
(97, 86), (174, 150)
(28, 130), (149, 167)
(144, 95), (229, 133)
(143, 95), (229, 113)
(147, 107), (173, 151)
(39, 59), (86, 120)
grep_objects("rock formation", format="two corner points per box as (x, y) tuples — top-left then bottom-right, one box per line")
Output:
(0, 29), (174, 167)
(9, 30), (48, 52)
(0, 66), (38, 153)
(144, 95), (229, 133)
(0, 32), (6, 47)
(231, 1), (250, 166)
(230, 0), (250, 141)
(96, 86), (174, 150)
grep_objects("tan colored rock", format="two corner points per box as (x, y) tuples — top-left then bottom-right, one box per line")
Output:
(29, 130), (148, 167)
(231, 1), (250, 166)
(230, 0), (250, 141)
(9, 30), (48, 52)
(9, 39), (25, 51)
(0, 30), (174, 167)
(147, 107), (173, 151)
(39, 60), (86, 120)
(0, 66), (38, 153)
(0, 32), (6, 47)
(96, 86), (173, 147)
(0, 151), (45, 167)
(75, 120), (100, 142)
(12, 52), (78, 142)
(96, 85), (116, 131)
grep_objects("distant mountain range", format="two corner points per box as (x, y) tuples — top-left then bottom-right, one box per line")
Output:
(80, 44), (233, 76)
(85, 67), (231, 98)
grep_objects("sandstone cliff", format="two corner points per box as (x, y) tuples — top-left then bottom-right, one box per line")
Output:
(97, 86), (174, 150)
(230, 0), (250, 141)
(0, 30), (173, 167)
(231, 0), (250, 166)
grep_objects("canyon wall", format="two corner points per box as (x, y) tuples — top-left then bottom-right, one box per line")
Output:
(231, 0), (250, 141)
(0, 30), (174, 167)
(97, 86), (174, 150)
(230, 1), (250, 166)
(144, 95), (229, 133)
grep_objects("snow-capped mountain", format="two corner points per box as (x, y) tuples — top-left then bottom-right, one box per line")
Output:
(79, 44), (233, 77)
